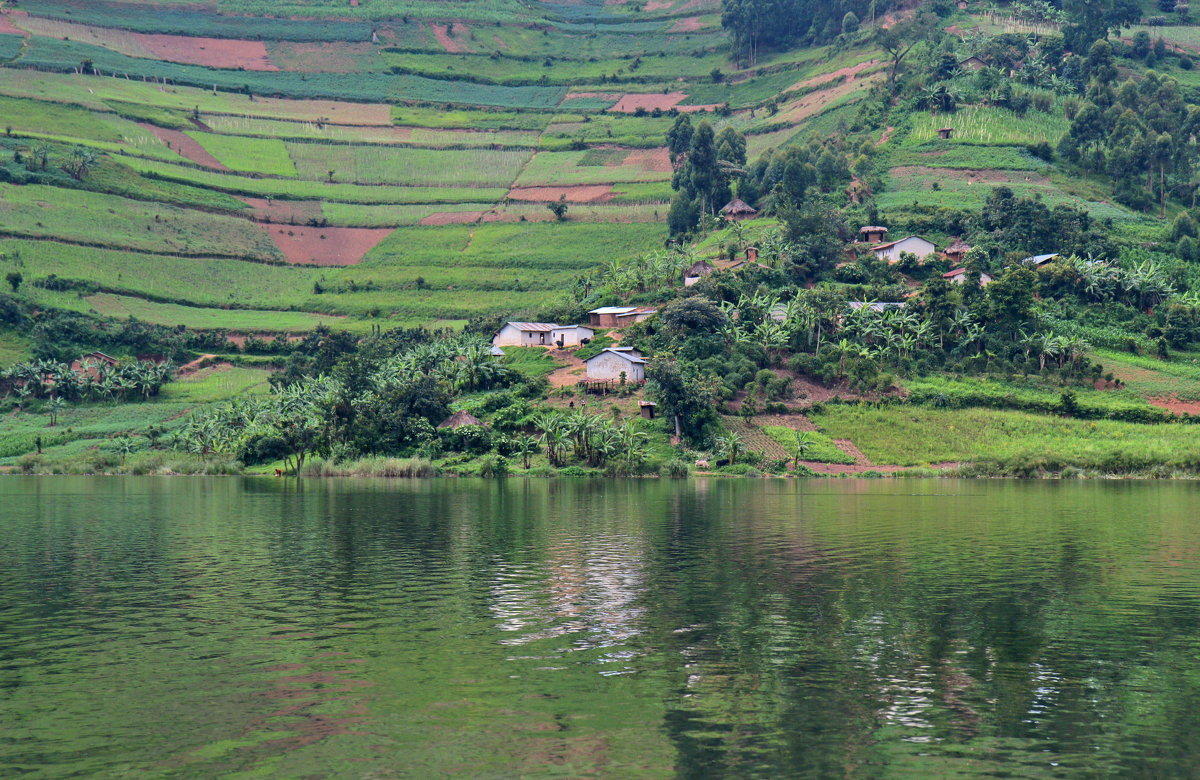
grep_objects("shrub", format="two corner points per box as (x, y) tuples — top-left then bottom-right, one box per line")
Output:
(662, 458), (691, 477)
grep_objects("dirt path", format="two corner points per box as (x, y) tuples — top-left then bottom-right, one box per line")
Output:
(547, 349), (586, 387)
(177, 354), (218, 375)
(878, 125), (895, 145)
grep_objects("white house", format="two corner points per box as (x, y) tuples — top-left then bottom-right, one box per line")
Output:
(870, 235), (937, 263)
(585, 348), (646, 382)
(493, 322), (593, 348)
(943, 267), (993, 286)
(550, 325), (594, 347)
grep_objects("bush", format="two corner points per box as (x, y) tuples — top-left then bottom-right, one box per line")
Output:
(662, 458), (691, 477)
(477, 454), (509, 477)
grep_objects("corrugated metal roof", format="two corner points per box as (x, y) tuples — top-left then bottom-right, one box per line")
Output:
(586, 348), (646, 364)
(589, 306), (637, 315)
(507, 322), (557, 331)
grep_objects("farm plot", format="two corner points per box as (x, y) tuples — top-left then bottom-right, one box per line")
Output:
(13, 15), (277, 70)
(512, 149), (672, 186)
(266, 41), (378, 73)
(879, 168), (1141, 222)
(187, 132), (297, 176)
(889, 144), (1050, 171)
(0, 184), (282, 260)
(83, 293), (363, 332)
(320, 202), (498, 227)
(0, 238), (316, 311)
(262, 224), (395, 266)
(201, 116), (539, 148)
(492, 201), (665, 223)
(14, 37), (568, 107)
(905, 105), (1068, 147)
(18, 1), (374, 41)
(285, 143), (531, 186)
(123, 157), (508, 203)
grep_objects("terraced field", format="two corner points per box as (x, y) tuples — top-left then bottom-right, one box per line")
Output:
(0, 0), (946, 336)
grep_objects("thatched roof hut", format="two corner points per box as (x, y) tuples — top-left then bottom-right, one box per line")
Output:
(719, 199), (758, 220)
(437, 410), (483, 429)
(944, 237), (972, 260)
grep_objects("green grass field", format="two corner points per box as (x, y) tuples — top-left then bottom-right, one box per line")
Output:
(84, 293), (363, 332)
(0, 184), (281, 260)
(811, 405), (1200, 472)
(286, 142), (531, 186)
(187, 132), (298, 176)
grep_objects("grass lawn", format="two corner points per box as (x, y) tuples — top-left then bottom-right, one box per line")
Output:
(810, 404), (1200, 472)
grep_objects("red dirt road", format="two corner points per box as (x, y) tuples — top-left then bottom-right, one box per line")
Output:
(263, 224), (394, 266)
(139, 123), (229, 170)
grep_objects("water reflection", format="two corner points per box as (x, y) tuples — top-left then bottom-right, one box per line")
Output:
(4, 478), (1200, 777)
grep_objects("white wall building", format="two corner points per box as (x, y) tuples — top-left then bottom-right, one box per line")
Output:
(585, 348), (646, 382)
(870, 235), (937, 263)
(493, 322), (593, 348)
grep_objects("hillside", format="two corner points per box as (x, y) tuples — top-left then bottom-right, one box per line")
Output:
(0, 0), (874, 334)
(8, 0), (1200, 475)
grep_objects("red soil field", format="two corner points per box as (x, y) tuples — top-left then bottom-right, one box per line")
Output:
(610, 92), (688, 112)
(135, 33), (277, 71)
(668, 16), (706, 32)
(263, 224), (394, 266)
(138, 123), (229, 170)
(429, 23), (469, 53)
(0, 12), (29, 36)
(678, 103), (720, 113)
(507, 185), (615, 202)
(238, 197), (323, 224)
(1150, 397), (1200, 415)
(623, 147), (672, 172)
(419, 211), (486, 225)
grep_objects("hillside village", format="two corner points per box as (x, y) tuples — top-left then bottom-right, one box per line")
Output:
(2, 0), (1200, 475)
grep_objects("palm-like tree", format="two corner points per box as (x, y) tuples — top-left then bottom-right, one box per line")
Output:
(789, 430), (817, 470)
(715, 432), (743, 466)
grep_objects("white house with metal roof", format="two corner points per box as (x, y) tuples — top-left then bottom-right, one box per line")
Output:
(585, 347), (646, 381)
(870, 235), (937, 263)
(492, 322), (594, 348)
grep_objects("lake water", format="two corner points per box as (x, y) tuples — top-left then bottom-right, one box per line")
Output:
(4, 478), (1200, 778)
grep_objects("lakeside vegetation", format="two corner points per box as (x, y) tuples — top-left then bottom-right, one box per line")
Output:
(4, 0), (1200, 476)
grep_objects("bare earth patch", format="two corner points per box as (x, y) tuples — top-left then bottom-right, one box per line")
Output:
(546, 349), (586, 387)
(508, 185), (615, 202)
(267, 41), (375, 73)
(430, 23), (470, 53)
(1149, 397), (1200, 415)
(419, 211), (486, 225)
(263, 224), (394, 266)
(775, 73), (882, 125)
(668, 16), (706, 32)
(610, 92), (688, 112)
(238, 196), (323, 224)
(623, 147), (673, 172)
(0, 11), (30, 36)
(136, 33), (277, 70)
(788, 60), (878, 93)
(644, 0), (674, 9)
(138, 123), (229, 170)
